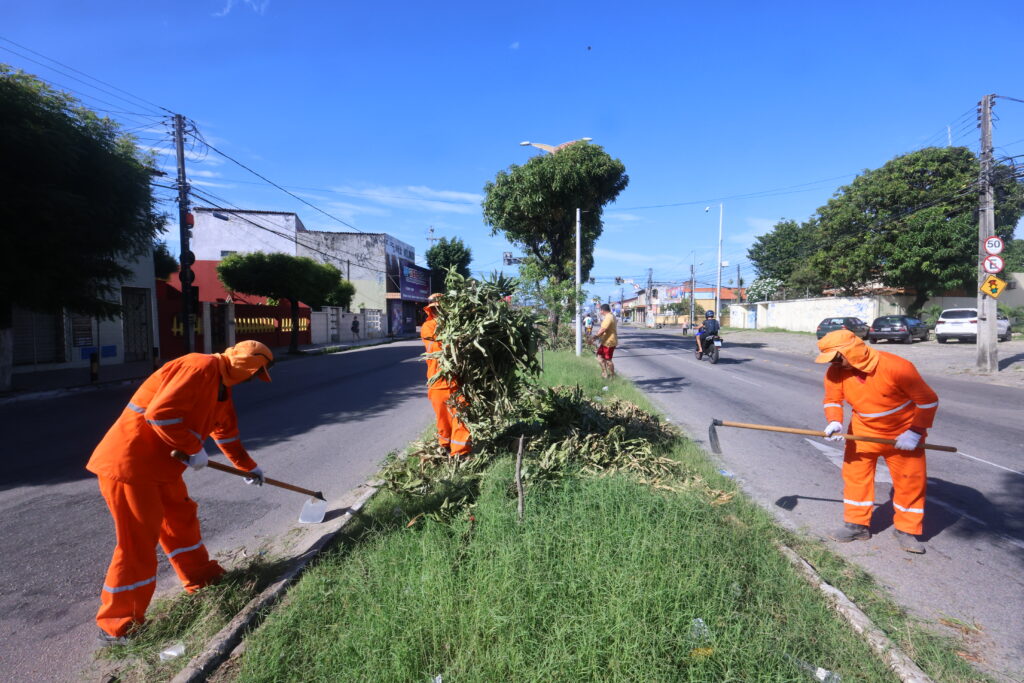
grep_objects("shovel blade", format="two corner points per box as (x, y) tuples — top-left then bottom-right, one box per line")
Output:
(298, 496), (328, 524)
(708, 419), (723, 455)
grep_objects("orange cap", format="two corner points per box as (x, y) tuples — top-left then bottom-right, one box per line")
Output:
(224, 340), (274, 382)
(814, 329), (878, 373)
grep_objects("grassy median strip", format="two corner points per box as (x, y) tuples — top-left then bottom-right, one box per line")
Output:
(230, 351), (977, 682)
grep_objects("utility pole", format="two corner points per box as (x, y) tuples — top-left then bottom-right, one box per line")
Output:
(575, 208), (582, 356)
(646, 267), (654, 327)
(977, 94), (998, 373)
(689, 257), (696, 330)
(174, 114), (194, 354)
(736, 263), (742, 303)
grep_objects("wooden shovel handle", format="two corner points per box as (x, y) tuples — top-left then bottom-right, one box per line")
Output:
(715, 420), (959, 453)
(171, 451), (325, 499)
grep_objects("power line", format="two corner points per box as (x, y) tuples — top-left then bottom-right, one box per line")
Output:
(0, 34), (172, 115)
(189, 132), (368, 234)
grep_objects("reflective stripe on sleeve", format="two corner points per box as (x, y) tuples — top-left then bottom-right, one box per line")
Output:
(843, 498), (875, 507)
(823, 403), (843, 409)
(915, 401), (938, 409)
(215, 436), (239, 445)
(856, 400), (912, 419)
(450, 439), (469, 446)
(893, 503), (925, 514)
(147, 417), (183, 426)
(126, 402), (145, 414)
(166, 541), (204, 559)
(103, 575), (156, 594)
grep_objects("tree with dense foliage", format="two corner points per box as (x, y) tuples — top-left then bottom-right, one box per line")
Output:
(746, 277), (784, 303)
(482, 142), (628, 340)
(810, 146), (1024, 312)
(153, 242), (179, 280)
(324, 279), (356, 310)
(1002, 238), (1024, 273)
(747, 219), (821, 291)
(425, 237), (472, 281)
(217, 252), (343, 353)
(0, 66), (165, 390)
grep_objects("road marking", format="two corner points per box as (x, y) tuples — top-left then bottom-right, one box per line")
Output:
(955, 451), (1024, 477)
(723, 372), (764, 388)
(802, 439), (1024, 551)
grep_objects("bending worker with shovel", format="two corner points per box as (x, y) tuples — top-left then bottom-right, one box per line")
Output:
(86, 340), (273, 644)
(815, 329), (938, 553)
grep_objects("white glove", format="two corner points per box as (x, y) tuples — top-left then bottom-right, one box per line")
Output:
(187, 447), (209, 470)
(824, 421), (845, 442)
(894, 430), (922, 451)
(243, 467), (266, 486)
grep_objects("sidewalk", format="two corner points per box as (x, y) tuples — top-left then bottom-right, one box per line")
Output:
(1, 335), (414, 404)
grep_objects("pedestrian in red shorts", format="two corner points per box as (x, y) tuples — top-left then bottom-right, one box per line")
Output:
(590, 304), (618, 379)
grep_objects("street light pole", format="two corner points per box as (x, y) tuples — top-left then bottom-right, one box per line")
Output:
(715, 203), (724, 319)
(575, 207), (582, 356)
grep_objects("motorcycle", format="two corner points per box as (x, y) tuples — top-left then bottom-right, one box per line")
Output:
(695, 334), (723, 364)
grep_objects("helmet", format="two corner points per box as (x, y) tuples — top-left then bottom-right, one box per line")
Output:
(705, 310), (715, 318)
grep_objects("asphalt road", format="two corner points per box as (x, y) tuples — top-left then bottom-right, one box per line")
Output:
(0, 340), (433, 682)
(613, 326), (1024, 680)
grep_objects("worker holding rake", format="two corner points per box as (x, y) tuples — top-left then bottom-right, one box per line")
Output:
(421, 293), (471, 457)
(815, 330), (938, 553)
(87, 340), (273, 644)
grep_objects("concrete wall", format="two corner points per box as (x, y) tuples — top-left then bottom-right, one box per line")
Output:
(311, 307), (382, 345)
(728, 275), (1024, 332)
(297, 232), (391, 312)
(192, 209), (303, 261)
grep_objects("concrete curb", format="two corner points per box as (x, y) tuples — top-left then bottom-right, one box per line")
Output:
(170, 481), (383, 683)
(778, 544), (934, 683)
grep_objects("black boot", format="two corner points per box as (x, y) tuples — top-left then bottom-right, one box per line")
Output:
(894, 530), (925, 554)
(828, 522), (870, 542)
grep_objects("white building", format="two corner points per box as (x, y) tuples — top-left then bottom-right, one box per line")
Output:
(192, 208), (428, 335)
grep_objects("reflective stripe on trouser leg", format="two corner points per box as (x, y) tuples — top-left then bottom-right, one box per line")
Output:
(158, 478), (224, 593)
(447, 402), (471, 457)
(841, 441), (879, 527)
(429, 388), (453, 451)
(96, 477), (163, 637)
(883, 448), (927, 536)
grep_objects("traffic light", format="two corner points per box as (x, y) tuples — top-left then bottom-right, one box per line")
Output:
(614, 276), (623, 285)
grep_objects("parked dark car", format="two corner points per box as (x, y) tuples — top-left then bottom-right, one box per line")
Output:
(815, 317), (869, 340)
(868, 315), (929, 343)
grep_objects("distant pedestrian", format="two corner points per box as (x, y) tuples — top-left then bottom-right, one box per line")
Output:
(590, 304), (618, 379)
(351, 317), (360, 341)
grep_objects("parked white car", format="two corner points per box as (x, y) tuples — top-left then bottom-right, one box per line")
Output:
(934, 308), (1013, 343)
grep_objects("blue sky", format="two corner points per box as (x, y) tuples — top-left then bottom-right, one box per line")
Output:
(5, 1), (1024, 302)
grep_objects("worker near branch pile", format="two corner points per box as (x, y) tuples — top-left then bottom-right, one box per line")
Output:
(87, 340), (273, 645)
(591, 303), (618, 379)
(815, 329), (938, 554)
(421, 293), (471, 457)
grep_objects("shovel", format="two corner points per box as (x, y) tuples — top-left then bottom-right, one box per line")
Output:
(172, 451), (328, 524)
(707, 419), (958, 455)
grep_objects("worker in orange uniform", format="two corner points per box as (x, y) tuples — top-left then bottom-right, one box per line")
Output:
(815, 329), (938, 553)
(87, 340), (274, 644)
(420, 294), (471, 457)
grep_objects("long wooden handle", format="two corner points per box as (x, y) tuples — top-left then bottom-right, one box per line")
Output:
(172, 451), (325, 500)
(715, 420), (959, 453)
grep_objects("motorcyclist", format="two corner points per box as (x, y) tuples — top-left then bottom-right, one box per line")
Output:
(695, 310), (721, 359)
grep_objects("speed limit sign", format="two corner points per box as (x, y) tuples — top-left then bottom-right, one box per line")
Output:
(983, 255), (1004, 274)
(984, 236), (1004, 255)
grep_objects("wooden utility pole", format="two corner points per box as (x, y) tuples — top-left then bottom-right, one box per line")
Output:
(976, 95), (998, 373)
(174, 114), (194, 354)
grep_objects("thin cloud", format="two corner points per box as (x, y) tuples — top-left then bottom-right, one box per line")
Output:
(191, 179), (237, 189)
(745, 217), (778, 235)
(510, 41), (520, 50)
(606, 212), (643, 222)
(329, 184), (482, 214)
(214, 0), (270, 17)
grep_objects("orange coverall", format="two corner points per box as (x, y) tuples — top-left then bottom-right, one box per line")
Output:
(420, 303), (471, 456)
(87, 343), (268, 638)
(818, 330), (938, 535)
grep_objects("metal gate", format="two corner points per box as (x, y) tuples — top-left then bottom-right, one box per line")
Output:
(210, 303), (229, 353)
(121, 287), (152, 362)
(13, 307), (65, 366)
